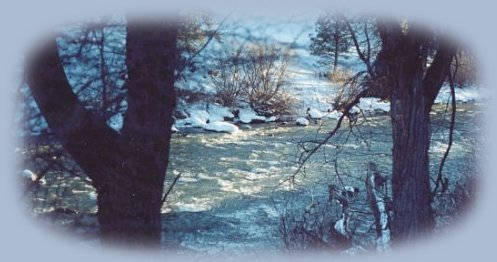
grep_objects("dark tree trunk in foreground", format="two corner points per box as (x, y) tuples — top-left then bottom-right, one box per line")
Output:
(374, 22), (455, 242)
(27, 19), (178, 247)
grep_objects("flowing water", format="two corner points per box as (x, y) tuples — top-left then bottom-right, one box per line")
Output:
(25, 103), (482, 254)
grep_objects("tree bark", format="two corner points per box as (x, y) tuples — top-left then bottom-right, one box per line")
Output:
(26, 19), (178, 247)
(374, 22), (455, 242)
(390, 71), (434, 241)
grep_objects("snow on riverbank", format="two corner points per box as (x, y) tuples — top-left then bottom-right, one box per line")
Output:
(435, 85), (483, 104)
(103, 16), (483, 134)
(173, 103), (279, 133)
(204, 122), (240, 134)
(238, 108), (267, 124)
(358, 98), (390, 113)
(296, 117), (309, 126)
(307, 108), (324, 119)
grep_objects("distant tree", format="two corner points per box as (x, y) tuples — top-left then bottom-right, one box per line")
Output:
(310, 13), (352, 72)
(177, 13), (221, 79)
(26, 17), (178, 247)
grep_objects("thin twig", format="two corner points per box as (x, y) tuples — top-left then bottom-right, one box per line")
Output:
(293, 89), (369, 178)
(161, 172), (182, 204)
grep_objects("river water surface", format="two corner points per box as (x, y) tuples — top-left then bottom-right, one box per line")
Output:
(27, 103), (481, 254)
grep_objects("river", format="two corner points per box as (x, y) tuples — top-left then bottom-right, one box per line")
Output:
(26, 103), (481, 254)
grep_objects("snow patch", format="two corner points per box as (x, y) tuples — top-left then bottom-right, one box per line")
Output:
(266, 116), (278, 122)
(188, 109), (210, 128)
(203, 121), (240, 134)
(325, 110), (343, 120)
(238, 108), (267, 124)
(349, 106), (361, 114)
(435, 85), (482, 104)
(207, 104), (234, 122)
(296, 117), (309, 126)
(307, 108), (324, 119)
(21, 169), (36, 181)
(358, 98), (390, 113)
(107, 113), (123, 131)
(334, 216), (347, 237)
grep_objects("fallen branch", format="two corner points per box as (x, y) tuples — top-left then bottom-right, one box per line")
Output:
(365, 162), (391, 252)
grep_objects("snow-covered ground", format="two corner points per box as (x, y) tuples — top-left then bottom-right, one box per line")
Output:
(21, 14), (483, 136)
(169, 15), (484, 133)
(435, 85), (483, 104)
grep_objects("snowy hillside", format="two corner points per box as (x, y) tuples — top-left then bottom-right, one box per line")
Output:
(172, 14), (483, 132)
(18, 14), (484, 136)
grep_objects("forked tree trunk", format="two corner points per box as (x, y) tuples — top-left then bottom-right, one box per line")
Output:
(27, 18), (178, 247)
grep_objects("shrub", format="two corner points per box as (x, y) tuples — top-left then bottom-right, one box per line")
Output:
(210, 42), (293, 116)
(327, 68), (354, 86)
(243, 44), (291, 116)
(209, 43), (245, 107)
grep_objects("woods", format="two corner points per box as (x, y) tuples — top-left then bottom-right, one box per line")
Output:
(17, 12), (480, 253)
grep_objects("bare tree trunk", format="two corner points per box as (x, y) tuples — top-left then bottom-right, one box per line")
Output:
(374, 21), (456, 242)
(96, 165), (165, 246)
(384, 47), (435, 240)
(390, 80), (434, 240)
(26, 19), (178, 247)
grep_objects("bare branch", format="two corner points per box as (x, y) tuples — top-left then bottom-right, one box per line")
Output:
(161, 172), (182, 204)
(342, 17), (374, 76)
(423, 40), (457, 104)
(432, 55), (458, 196)
(294, 88), (369, 178)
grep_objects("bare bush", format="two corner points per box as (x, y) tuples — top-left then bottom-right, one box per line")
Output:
(432, 151), (478, 227)
(327, 68), (354, 86)
(210, 42), (293, 116)
(244, 44), (291, 116)
(278, 163), (388, 252)
(209, 43), (246, 107)
(332, 71), (369, 111)
(278, 183), (379, 252)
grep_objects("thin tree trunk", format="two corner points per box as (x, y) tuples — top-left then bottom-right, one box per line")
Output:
(333, 48), (338, 72)
(333, 25), (339, 72)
